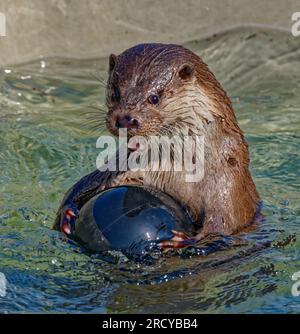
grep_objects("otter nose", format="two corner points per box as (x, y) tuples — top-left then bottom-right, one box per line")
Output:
(115, 115), (139, 129)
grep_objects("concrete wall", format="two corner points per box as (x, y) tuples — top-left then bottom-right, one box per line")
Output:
(0, 0), (299, 66)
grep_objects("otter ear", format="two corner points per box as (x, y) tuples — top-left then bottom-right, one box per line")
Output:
(109, 54), (117, 73)
(178, 64), (194, 80)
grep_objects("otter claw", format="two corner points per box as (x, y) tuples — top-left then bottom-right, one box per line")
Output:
(159, 230), (196, 250)
(60, 207), (78, 235)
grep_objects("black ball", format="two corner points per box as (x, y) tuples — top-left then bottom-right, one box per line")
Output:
(71, 186), (194, 257)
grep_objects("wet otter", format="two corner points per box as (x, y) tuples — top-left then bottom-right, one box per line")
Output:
(54, 43), (260, 248)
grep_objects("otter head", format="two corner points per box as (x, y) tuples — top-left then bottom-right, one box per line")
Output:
(106, 43), (236, 139)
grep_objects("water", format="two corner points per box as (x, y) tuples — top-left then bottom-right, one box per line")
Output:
(0, 27), (300, 313)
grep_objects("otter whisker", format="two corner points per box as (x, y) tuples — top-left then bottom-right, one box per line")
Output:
(80, 106), (108, 135)
(81, 118), (106, 128)
(86, 105), (107, 113)
(82, 113), (107, 121)
(83, 117), (107, 126)
(80, 122), (108, 136)
(90, 72), (107, 88)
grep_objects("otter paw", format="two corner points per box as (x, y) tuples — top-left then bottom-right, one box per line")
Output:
(60, 206), (78, 235)
(159, 230), (196, 250)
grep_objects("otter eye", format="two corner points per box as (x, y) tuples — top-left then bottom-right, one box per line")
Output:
(148, 94), (159, 105)
(111, 86), (120, 103)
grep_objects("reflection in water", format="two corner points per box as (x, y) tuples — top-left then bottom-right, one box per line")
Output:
(0, 27), (300, 313)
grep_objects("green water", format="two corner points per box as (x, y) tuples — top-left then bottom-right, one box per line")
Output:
(0, 28), (300, 313)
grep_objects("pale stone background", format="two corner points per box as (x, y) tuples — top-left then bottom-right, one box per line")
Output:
(0, 0), (299, 66)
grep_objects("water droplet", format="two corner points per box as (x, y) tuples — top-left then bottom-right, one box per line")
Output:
(40, 60), (46, 69)
(280, 199), (289, 206)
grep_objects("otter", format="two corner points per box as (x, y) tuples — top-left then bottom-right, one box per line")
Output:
(54, 43), (260, 248)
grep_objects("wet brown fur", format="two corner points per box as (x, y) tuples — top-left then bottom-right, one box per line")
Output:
(55, 43), (259, 239)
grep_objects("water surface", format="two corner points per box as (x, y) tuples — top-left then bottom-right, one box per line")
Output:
(0, 28), (300, 313)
